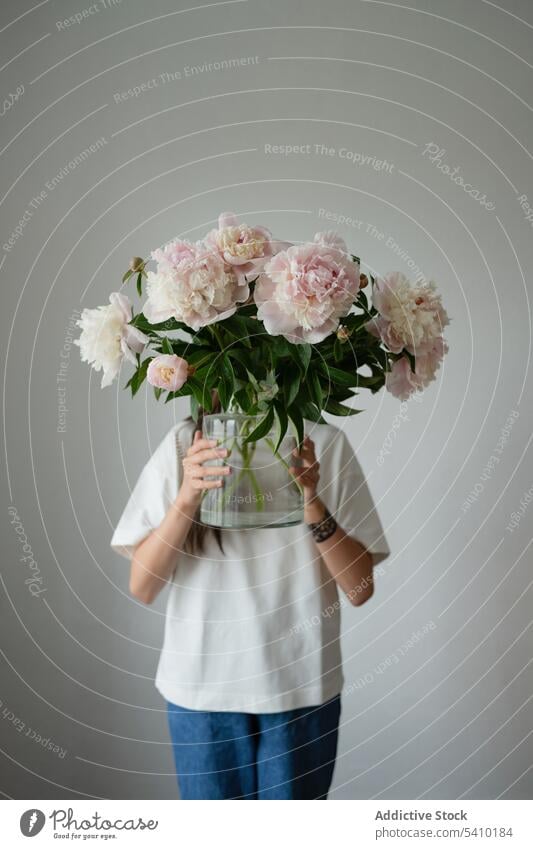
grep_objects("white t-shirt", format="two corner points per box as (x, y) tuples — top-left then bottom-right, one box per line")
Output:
(111, 419), (390, 713)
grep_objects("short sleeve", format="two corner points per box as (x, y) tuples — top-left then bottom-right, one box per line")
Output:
(327, 432), (390, 567)
(110, 426), (180, 559)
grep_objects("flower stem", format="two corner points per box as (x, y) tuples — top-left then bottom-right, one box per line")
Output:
(264, 437), (304, 496)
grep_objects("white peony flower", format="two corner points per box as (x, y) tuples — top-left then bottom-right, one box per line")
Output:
(74, 292), (148, 387)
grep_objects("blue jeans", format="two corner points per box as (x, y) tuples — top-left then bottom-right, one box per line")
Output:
(167, 696), (341, 799)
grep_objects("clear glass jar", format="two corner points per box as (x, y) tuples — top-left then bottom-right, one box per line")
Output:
(201, 413), (304, 529)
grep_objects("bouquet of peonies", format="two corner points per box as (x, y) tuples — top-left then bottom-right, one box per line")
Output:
(75, 212), (449, 446)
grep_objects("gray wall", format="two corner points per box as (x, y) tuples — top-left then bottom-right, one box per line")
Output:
(1, 0), (532, 800)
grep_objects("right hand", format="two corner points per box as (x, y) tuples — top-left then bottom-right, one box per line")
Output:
(178, 431), (231, 510)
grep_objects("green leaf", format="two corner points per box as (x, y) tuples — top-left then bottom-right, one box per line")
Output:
(219, 355), (236, 411)
(188, 376), (212, 411)
(136, 272), (143, 297)
(187, 349), (216, 367)
(165, 384), (192, 403)
(217, 375), (230, 410)
(226, 347), (252, 364)
(357, 375), (384, 394)
(130, 313), (192, 334)
(331, 387), (358, 402)
(308, 368), (324, 409)
(237, 302), (258, 317)
(243, 405), (275, 444)
(356, 289), (369, 312)
(193, 364), (218, 389)
(239, 314), (265, 334)
(191, 326), (217, 346)
(318, 363), (356, 387)
(214, 355), (233, 410)
(216, 316), (241, 345)
(324, 399), (362, 416)
(371, 346), (389, 370)
(299, 402), (327, 424)
(233, 386), (253, 412)
(270, 336), (291, 359)
(245, 368), (260, 391)
(153, 386), (162, 401)
(273, 401), (288, 452)
(161, 337), (174, 355)
(220, 315), (260, 348)
(283, 366), (301, 407)
(190, 395), (200, 421)
(221, 353), (235, 387)
(287, 405), (304, 446)
(290, 343), (312, 374)
(122, 268), (134, 283)
(125, 357), (152, 397)
(298, 398), (324, 423)
(342, 311), (373, 332)
(356, 374), (383, 388)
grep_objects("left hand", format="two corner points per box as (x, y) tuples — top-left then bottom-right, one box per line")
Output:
(290, 436), (320, 505)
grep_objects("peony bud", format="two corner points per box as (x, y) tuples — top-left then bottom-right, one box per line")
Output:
(336, 325), (351, 342)
(129, 256), (145, 272)
(147, 355), (189, 392)
(359, 273), (369, 289)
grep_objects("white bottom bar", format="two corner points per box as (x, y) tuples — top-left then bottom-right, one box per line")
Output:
(3, 799), (532, 848)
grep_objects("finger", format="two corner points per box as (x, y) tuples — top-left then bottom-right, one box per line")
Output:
(291, 457), (320, 475)
(191, 478), (225, 490)
(185, 463), (232, 479)
(189, 464), (232, 479)
(299, 470), (319, 483)
(185, 446), (228, 464)
(293, 443), (316, 460)
(289, 465), (312, 480)
(293, 461), (313, 474)
(187, 438), (218, 455)
(293, 439), (313, 451)
(289, 465), (319, 483)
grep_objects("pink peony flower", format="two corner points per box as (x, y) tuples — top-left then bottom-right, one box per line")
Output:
(313, 230), (350, 252)
(386, 336), (448, 400)
(151, 239), (197, 274)
(254, 232), (360, 344)
(205, 211), (276, 281)
(368, 272), (449, 355)
(147, 354), (189, 392)
(415, 335), (448, 384)
(143, 239), (249, 331)
(386, 357), (421, 400)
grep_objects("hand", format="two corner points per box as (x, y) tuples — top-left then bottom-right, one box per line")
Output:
(290, 435), (320, 507)
(177, 431), (231, 511)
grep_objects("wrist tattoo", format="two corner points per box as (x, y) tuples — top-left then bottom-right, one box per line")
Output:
(308, 507), (338, 543)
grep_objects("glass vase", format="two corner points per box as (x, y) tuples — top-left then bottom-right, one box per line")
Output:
(200, 413), (304, 529)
